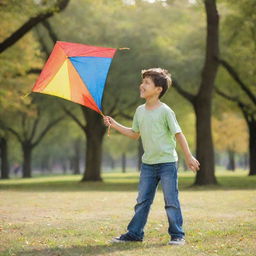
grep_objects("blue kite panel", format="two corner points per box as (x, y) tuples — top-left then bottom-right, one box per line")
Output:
(70, 56), (113, 110)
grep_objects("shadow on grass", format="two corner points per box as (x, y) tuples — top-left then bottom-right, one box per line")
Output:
(15, 242), (167, 256)
(0, 175), (256, 192)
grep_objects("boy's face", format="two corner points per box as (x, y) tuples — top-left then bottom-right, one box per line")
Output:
(140, 77), (162, 99)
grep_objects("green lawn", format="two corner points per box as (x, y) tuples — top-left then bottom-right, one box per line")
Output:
(0, 170), (256, 256)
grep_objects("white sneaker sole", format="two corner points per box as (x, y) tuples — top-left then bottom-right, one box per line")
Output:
(168, 240), (186, 246)
(110, 238), (126, 243)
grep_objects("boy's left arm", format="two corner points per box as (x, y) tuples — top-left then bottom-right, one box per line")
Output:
(175, 132), (200, 172)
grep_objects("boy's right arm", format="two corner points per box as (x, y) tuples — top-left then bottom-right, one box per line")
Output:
(103, 116), (140, 140)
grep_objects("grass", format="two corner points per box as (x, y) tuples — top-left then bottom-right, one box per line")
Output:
(0, 170), (256, 256)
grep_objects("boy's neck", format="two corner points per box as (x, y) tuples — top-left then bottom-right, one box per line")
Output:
(145, 96), (161, 109)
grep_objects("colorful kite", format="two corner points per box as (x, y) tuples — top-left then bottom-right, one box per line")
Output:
(32, 41), (120, 116)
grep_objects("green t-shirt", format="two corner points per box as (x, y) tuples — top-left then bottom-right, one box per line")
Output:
(132, 103), (182, 164)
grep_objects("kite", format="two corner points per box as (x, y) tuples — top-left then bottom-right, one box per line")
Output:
(32, 41), (128, 117)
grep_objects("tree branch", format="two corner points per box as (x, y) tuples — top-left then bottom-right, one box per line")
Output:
(41, 20), (58, 42)
(0, 123), (23, 144)
(111, 99), (139, 118)
(215, 87), (254, 124)
(172, 79), (196, 104)
(62, 106), (86, 131)
(10, 68), (41, 79)
(29, 107), (41, 141)
(118, 112), (133, 120)
(0, 0), (69, 53)
(27, 68), (42, 75)
(105, 97), (120, 116)
(215, 87), (239, 103)
(32, 115), (65, 148)
(34, 25), (52, 57)
(217, 58), (256, 105)
(21, 112), (28, 141)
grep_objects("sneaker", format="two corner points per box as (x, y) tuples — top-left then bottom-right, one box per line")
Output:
(111, 234), (143, 243)
(168, 237), (185, 245)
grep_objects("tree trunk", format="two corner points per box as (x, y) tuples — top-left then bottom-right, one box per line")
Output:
(0, 137), (9, 179)
(82, 133), (104, 181)
(73, 139), (81, 174)
(22, 144), (32, 178)
(194, 100), (217, 185)
(110, 156), (115, 170)
(62, 159), (68, 174)
(248, 120), (256, 175)
(81, 108), (106, 181)
(122, 153), (126, 173)
(193, 0), (219, 185)
(227, 149), (235, 171)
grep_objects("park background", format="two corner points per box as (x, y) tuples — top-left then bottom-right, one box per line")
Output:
(0, 0), (255, 255)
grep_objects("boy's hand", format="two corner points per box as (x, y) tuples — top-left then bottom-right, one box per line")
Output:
(103, 116), (115, 128)
(185, 155), (200, 173)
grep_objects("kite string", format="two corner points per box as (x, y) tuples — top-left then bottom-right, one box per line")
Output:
(118, 47), (130, 50)
(107, 124), (111, 137)
(23, 92), (31, 98)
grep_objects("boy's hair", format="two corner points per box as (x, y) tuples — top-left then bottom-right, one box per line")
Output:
(141, 68), (172, 98)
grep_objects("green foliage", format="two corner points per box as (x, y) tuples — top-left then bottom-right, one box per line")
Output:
(212, 112), (248, 153)
(1, 0), (253, 169)
(103, 133), (137, 159)
(33, 114), (84, 168)
(215, 0), (256, 113)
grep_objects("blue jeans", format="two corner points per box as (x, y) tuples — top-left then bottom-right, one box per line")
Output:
(126, 162), (185, 240)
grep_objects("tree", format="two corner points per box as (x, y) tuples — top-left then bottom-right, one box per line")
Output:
(0, 132), (10, 179)
(212, 113), (248, 171)
(174, 0), (219, 185)
(32, 114), (84, 174)
(103, 132), (137, 173)
(41, 0), (171, 181)
(214, 0), (256, 175)
(47, 0), (207, 181)
(216, 88), (255, 175)
(1, 98), (64, 177)
(0, 0), (71, 178)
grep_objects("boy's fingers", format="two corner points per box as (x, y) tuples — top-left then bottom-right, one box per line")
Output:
(194, 160), (200, 168)
(194, 163), (199, 170)
(191, 163), (199, 172)
(103, 119), (111, 126)
(106, 117), (112, 123)
(103, 116), (112, 126)
(189, 164), (195, 171)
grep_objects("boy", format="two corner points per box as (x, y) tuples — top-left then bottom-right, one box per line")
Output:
(103, 68), (200, 245)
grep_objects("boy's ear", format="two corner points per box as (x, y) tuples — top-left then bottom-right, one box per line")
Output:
(156, 86), (163, 94)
